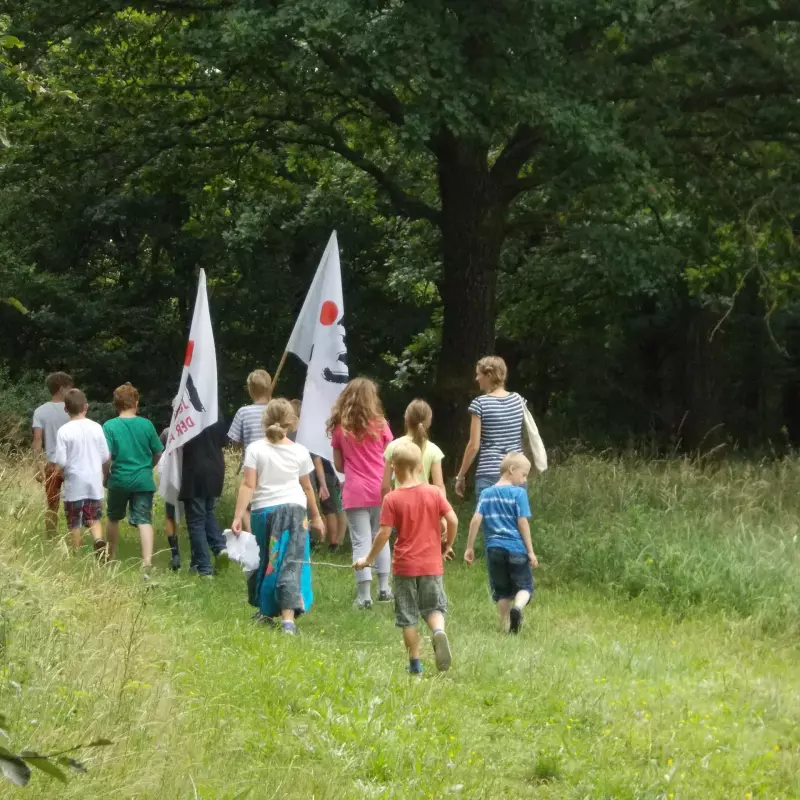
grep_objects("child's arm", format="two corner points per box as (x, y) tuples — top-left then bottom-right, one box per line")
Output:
(455, 414), (481, 497)
(332, 447), (344, 475)
(430, 460), (447, 499)
(231, 467), (257, 534)
(300, 474), (325, 537)
(313, 456), (330, 500)
(441, 509), (458, 560)
(353, 525), (392, 570)
(381, 460), (393, 498)
(463, 512), (483, 564)
(518, 517), (538, 567)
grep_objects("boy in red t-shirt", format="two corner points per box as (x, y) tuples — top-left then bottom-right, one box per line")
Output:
(354, 439), (458, 674)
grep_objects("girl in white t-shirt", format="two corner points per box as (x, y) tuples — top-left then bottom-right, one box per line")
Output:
(231, 399), (325, 634)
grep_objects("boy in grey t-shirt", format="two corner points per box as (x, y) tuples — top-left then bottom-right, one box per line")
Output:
(32, 371), (74, 537)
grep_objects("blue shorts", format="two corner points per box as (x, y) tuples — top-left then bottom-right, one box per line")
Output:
(486, 547), (534, 602)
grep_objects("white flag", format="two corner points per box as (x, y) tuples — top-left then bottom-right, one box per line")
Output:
(158, 269), (218, 509)
(289, 232), (348, 464)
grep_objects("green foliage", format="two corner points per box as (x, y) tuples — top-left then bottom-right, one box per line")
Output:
(2, 1), (800, 448)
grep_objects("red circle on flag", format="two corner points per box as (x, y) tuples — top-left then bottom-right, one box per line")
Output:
(320, 301), (338, 326)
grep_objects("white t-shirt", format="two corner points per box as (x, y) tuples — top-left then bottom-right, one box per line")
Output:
(53, 418), (111, 502)
(32, 401), (71, 462)
(243, 439), (313, 511)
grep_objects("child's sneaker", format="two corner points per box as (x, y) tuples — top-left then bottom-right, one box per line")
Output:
(432, 630), (452, 672)
(328, 544), (340, 554)
(407, 658), (423, 675)
(281, 621), (297, 635)
(353, 598), (373, 610)
(509, 606), (524, 634)
(377, 590), (394, 603)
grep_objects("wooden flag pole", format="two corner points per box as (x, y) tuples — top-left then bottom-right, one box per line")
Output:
(272, 350), (289, 393)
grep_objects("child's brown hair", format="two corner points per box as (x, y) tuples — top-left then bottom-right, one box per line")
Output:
(113, 383), (139, 412)
(404, 399), (432, 453)
(64, 388), (88, 417)
(263, 398), (298, 443)
(326, 378), (385, 440)
(46, 372), (74, 396)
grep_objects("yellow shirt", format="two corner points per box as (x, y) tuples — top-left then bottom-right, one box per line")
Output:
(384, 435), (445, 485)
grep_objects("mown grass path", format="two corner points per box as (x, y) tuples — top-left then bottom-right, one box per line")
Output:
(2, 459), (800, 798)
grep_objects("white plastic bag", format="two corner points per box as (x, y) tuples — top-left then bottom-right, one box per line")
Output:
(223, 529), (260, 574)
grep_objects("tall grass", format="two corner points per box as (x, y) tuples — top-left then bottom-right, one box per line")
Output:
(2, 453), (800, 797)
(533, 456), (800, 631)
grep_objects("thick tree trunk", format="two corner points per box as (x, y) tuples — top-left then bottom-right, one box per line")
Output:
(432, 135), (507, 469)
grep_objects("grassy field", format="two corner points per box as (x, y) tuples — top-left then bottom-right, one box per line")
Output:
(1, 455), (800, 798)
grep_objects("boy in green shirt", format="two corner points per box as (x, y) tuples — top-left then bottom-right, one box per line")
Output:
(103, 383), (164, 571)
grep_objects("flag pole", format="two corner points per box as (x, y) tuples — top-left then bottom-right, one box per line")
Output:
(272, 350), (289, 393)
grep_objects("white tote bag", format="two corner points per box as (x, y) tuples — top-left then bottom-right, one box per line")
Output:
(517, 395), (547, 473)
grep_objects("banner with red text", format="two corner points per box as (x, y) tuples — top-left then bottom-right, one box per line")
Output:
(158, 269), (218, 510)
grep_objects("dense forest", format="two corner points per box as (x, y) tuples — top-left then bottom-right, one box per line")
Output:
(2, 1), (800, 453)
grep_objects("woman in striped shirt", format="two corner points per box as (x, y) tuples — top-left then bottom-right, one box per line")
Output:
(455, 357), (525, 502)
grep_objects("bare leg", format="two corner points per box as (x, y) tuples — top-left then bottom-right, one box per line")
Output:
(514, 590), (531, 609)
(165, 516), (176, 538)
(324, 513), (337, 545)
(424, 611), (445, 634)
(337, 512), (348, 544)
(68, 528), (82, 551)
(87, 521), (103, 543)
(138, 523), (154, 567)
(402, 626), (421, 660)
(45, 502), (59, 539)
(106, 520), (119, 560)
(497, 599), (512, 632)
(281, 609), (296, 622)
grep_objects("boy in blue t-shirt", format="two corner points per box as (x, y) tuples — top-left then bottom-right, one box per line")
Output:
(464, 452), (538, 634)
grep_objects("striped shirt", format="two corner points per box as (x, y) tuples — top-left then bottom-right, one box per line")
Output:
(476, 484), (531, 554)
(228, 403), (267, 450)
(468, 393), (525, 479)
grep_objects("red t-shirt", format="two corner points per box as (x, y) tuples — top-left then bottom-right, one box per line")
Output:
(380, 484), (453, 577)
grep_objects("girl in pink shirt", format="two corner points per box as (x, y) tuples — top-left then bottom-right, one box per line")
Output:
(329, 378), (393, 608)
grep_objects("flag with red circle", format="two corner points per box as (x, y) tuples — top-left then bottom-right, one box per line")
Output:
(286, 231), (348, 465)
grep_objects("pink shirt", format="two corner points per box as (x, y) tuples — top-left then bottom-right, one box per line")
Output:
(331, 421), (393, 509)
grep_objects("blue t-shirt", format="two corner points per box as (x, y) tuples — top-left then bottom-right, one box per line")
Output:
(476, 484), (531, 554)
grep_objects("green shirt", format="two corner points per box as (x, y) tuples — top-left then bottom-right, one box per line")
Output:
(103, 416), (164, 492)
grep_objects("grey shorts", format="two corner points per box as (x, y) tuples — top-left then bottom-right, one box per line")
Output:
(394, 575), (448, 628)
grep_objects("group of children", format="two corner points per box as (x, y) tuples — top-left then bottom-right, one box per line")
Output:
(227, 373), (539, 674)
(33, 373), (165, 574)
(34, 358), (540, 674)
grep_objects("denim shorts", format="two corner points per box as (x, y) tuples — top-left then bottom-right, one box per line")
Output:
(486, 547), (534, 602)
(394, 575), (448, 628)
(106, 489), (154, 525)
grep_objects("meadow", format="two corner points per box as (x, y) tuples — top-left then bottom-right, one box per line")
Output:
(1, 454), (799, 799)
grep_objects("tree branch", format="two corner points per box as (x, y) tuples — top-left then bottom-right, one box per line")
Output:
(490, 124), (540, 191)
(619, 7), (800, 66)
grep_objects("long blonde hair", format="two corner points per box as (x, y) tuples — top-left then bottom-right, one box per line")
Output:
(404, 399), (432, 453)
(327, 378), (385, 440)
(263, 398), (297, 443)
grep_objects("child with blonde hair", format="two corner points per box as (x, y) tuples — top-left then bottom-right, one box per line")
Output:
(329, 377), (393, 608)
(355, 439), (458, 673)
(464, 452), (538, 633)
(232, 398), (324, 634)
